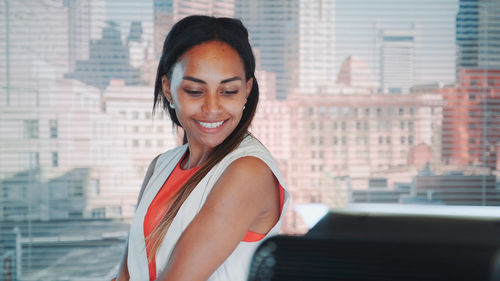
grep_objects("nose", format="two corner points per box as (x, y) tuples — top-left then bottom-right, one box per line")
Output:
(202, 93), (221, 114)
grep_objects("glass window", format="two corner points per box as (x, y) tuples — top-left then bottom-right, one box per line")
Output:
(91, 208), (106, 218)
(330, 107), (338, 116)
(342, 107), (349, 116)
(49, 120), (58, 138)
(24, 120), (39, 139)
(2, 3), (499, 277)
(92, 179), (100, 195)
(52, 152), (58, 167)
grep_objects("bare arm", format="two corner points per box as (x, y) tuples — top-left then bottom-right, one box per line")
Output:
(157, 156), (280, 281)
(115, 154), (161, 281)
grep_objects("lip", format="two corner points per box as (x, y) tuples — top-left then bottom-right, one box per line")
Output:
(194, 119), (229, 133)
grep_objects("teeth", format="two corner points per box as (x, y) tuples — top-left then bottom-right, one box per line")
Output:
(197, 120), (224, 129)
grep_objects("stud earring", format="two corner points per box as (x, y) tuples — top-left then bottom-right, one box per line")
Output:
(243, 98), (247, 110)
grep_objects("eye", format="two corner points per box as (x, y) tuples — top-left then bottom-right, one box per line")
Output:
(222, 90), (239, 95)
(184, 88), (203, 96)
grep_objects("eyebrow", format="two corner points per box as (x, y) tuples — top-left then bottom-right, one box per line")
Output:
(183, 76), (242, 84)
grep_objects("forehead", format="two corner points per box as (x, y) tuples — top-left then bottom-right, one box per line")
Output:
(176, 41), (245, 75)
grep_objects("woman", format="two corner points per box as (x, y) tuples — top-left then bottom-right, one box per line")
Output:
(114, 15), (289, 281)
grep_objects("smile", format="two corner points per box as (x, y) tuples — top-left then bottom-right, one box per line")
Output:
(197, 120), (225, 129)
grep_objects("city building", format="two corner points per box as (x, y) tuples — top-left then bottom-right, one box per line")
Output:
(379, 28), (416, 94)
(285, 89), (442, 206)
(66, 0), (107, 72)
(127, 21), (153, 70)
(440, 69), (500, 170)
(65, 21), (142, 90)
(0, 0), (70, 108)
(0, 78), (138, 220)
(415, 172), (500, 206)
(448, 0), (500, 171)
(336, 56), (379, 90)
(351, 165), (500, 206)
(297, 0), (336, 94)
(101, 84), (178, 173)
(456, 0), (500, 71)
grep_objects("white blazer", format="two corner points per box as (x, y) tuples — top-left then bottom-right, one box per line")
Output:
(125, 135), (290, 281)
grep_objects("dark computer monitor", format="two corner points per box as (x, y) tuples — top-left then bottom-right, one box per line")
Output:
(248, 204), (500, 281)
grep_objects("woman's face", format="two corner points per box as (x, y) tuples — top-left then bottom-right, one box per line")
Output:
(162, 41), (253, 152)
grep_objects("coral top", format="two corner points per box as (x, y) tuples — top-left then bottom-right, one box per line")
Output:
(143, 155), (284, 281)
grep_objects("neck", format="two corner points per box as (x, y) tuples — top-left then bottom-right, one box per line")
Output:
(183, 143), (212, 170)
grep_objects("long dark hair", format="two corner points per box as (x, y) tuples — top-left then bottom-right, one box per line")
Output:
(148, 15), (259, 258)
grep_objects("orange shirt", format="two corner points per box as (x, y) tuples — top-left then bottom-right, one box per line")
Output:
(143, 155), (284, 281)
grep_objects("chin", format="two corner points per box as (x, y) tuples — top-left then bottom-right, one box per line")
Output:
(202, 135), (228, 148)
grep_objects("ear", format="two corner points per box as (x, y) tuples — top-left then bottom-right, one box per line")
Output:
(245, 77), (253, 99)
(161, 75), (172, 102)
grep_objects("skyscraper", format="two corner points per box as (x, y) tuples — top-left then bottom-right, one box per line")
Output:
(66, 0), (107, 72)
(379, 28), (416, 94)
(298, 0), (336, 94)
(65, 21), (141, 90)
(456, 0), (500, 70)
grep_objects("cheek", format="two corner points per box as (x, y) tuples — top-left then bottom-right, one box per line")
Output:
(227, 101), (246, 118)
(174, 102), (197, 123)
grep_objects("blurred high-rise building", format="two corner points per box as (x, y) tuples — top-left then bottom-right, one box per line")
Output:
(298, 0), (336, 94)
(456, 0), (500, 71)
(236, 0), (335, 99)
(236, 0), (299, 99)
(379, 28), (416, 94)
(66, 0), (107, 72)
(65, 21), (142, 90)
(154, 0), (235, 58)
(440, 0), (500, 170)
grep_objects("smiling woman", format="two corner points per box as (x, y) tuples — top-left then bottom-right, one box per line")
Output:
(114, 15), (290, 281)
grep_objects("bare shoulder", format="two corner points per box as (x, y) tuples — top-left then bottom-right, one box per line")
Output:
(223, 156), (276, 189)
(206, 156), (279, 216)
